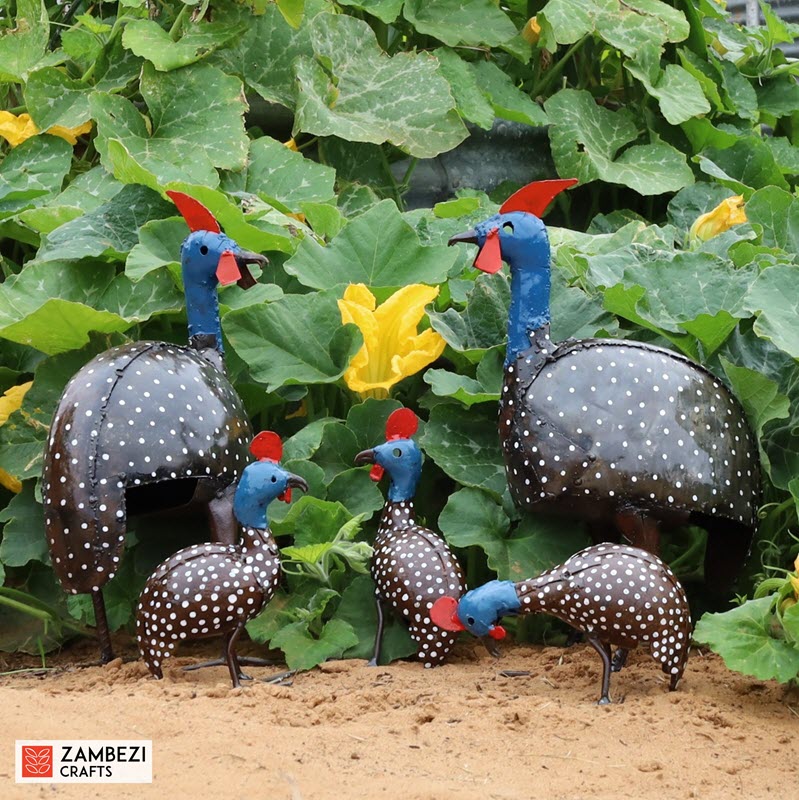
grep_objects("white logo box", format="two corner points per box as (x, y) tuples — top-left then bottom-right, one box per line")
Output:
(16, 740), (152, 783)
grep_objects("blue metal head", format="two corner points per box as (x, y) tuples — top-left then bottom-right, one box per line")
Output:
(354, 407), (422, 502)
(456, 581), (521, 636)
(233, 432), (308, 529)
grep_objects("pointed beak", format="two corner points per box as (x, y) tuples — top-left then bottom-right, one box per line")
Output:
(354, 449), (384, 482)
(279, 473), (308, 504)
(234, 250), (266, 289)
(481, 634), (503, 659)
(447, 230), (479, 246)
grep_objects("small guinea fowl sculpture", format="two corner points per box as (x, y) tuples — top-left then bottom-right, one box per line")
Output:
(448, 180), (761, 584)
(136, 432), (307, 687)
(354, 408), (466, 667)
(44, 192), (267, 663)
(432, 543), (691, 704)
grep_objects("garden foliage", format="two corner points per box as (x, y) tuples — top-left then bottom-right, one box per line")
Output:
(0, 0), (797, 677)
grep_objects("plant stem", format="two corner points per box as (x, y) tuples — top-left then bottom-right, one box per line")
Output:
(532, 36), (588, 97)
(169, 5), (190, 41)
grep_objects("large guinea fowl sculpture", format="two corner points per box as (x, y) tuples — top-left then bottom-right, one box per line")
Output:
(448, 180), (760, 584)
(431, 543), (691, 704)
(354, 408), (466, 667)
(43, 192), (266, 662)
(137, 432), (307, 687)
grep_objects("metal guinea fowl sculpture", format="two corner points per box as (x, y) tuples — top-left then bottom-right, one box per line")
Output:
(431, 543), (692, 704)
(136, 432), (307, 687)
(354, 408), (466, 667)
(43, 192), (267, 663)
(448, 180), (761, 584)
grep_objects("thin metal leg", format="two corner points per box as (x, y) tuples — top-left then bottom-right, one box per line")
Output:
(91, 588), (114, 664)
(611, 648), (629, 672)
(225, 623), (246, 688)
(586, 634), (613, 705)
(367, 595), (385, 667)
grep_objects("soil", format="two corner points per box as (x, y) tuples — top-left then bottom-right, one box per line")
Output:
(1, 636), (796, 800)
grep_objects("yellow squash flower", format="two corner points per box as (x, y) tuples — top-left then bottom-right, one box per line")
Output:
(689, 195), (747, 244)
(791, 555), (799, 601)
(338, 284), (446, 399)
(0, 111), (92, 148)
(0, 381), (33, 493)
(522, 17), (541, 45)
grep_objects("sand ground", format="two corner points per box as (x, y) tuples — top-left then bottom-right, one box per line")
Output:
(1, 637), (797, 800)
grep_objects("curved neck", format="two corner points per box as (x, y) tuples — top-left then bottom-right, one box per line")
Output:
(183, 267), (223, 353)
(506, 265), (550, 366)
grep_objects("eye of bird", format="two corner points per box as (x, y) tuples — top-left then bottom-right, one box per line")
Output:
(503, 222), (514, 235)
(392, 447), (402, 457)
(271, 475), (277, 483)
(200, 244), (208, 255)
(467, 616), (475, 625)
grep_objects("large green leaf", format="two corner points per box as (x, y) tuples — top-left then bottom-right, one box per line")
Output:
(224, 289), (363, 390)
(470, 61), (548, 127)
(209, 3), (315, 108)
(438, 487), (591, 581)
(0, 482), (47, 567)
(545, 89), (694, 195)
(403, 0), (517, 47)
(35, 184), (173, 263)
(336, 0), (404, 23)
(694, 597), (799, 683)
(92, 62), (248, 188)
(270, 617), (359, 671)
(124, 218), (185, 281)
(745, 186), (799, 254)
(121, 19), (245, 72)
(697, 138), (789, 194)
(294, 14), (467, 158)
(24, 68), (92, 130)
(0, 136), (72, 222)
(540, 0), (689, 57)
(428, 272), (509, 362)
(743, 265), (799, 360)
(285, 200), (456, 289)
(424, 347), (503, 407)
(434, 49), (494, 130)
(228, 136), (336, 209)
(0, 0), (48, 82)
(345, 397), (403, 450)
(419, 403), (506, 498)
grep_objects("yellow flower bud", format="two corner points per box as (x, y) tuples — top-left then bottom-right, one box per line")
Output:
(689, 195), (746, 243)
(0, 112), (92, 147)
(522, 17), (541, 45)
(0, 381), (33, 493)
(284, 138), (299, 152)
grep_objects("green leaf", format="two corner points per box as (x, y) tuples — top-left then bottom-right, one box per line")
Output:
(283, 419), (339, 462)
(234, 136), (336, 209)
(743, 265), (799, 360)
(693, 597), (799, 683)
(270, 617), (359, 671)
(745, 186), (799, 253)
(434, 49), (494, 130)
(433, 196), (481, 219)
(294, 14), (467, 158)
(470, 61), (548, 127)
(425, 348), (503, 406)
(125, 218), (185, 281)
(326, 468), (385, 517)
(276, 0), (305, 28)
(756, 78), (799, 118)
(0, 482), (47, 567)
(225, 290), (362, 391)
(419, 403), (506, 498)
(545, 89), (694, 195)
(285, 200), (456, 290)
(0, 136), (72, 222)
(271, 496), (353, 544)
(92, 62), (248, 188)
(550, 268), (618, 341)
(311, 422), (360, 484)
(438, 488), (590, 581)
(0, 0), (48, 82)
(625, 49), (710, 125)
(121, 19), (246, 71)
(334, 574), (415, 662)
(336, 0), (404, 23)
(697, 138), (789, 194)
(24, 68), (92, 130)
(345, 398), (403, 450)
(428, 272), (509, 362)
(403, 0), (517, 47)
(35, 184), (173, 263)
(208, 4), (315, 109)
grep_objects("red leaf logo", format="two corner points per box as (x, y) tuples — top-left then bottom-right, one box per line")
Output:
(21, 745), (53, 778)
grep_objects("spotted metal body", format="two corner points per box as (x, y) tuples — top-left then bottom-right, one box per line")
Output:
(44, 341), (252, 596)
(135, 431), (305, 687)
(432, 543), (691, 703)
(355, 409), (466, 668)
(448, 181), (761, 581)
(136, 528), (280, 686)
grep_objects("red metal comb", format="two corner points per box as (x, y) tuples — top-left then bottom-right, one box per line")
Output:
(430, 596), (465, 632)
(250, 431), (282, 463)
(385, 408), (418, 441)
(500, 178), (578, 217)
(167, 190), (221, 233)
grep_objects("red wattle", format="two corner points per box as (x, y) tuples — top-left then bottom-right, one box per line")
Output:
(489, 625), (507, 640)
(369, 463), (385, 482)
(474, 228), (503, 274)
(280, 488), (292, 504)
(216, 250), (242, 285)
